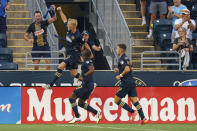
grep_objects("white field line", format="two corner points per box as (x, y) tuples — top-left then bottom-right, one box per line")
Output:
(56, 124), (169, 131)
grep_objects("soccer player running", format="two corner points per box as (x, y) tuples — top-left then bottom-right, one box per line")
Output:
(114, 44), (148, 124)
(42, 7), (84, 89)
(68, 49), (102, 123)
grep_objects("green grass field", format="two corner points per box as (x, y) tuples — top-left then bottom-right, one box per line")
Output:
(0, 124), (197, 131)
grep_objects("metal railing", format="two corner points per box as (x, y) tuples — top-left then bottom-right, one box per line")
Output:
(140, 51), (181, 71)
(90, 0), (134, 68)
(24, 0), (58, 68)
(25, 51), (65, 70)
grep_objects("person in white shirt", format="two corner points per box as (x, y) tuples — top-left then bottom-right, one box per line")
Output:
(174, 8), (196, 40)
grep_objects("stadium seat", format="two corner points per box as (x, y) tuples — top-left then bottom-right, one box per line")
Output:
(0, 33), (7, 48)
(192, 33), (197, 46)
(153, 19), (173, 43)
(159, 33), (172, 51)
(191, 5), (197, 19)
(193, 0), (197, 5)
(0, 62), (18, 70)
(0, 48), (13, 62)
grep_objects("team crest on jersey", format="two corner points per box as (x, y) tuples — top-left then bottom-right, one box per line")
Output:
(115, 77), (147, 87)
(86, 61), (90, 64)
(71, 35), (75, 40)
(120, 60), (124, 65)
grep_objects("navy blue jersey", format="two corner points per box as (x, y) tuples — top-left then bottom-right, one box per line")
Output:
(118, 54), (133, 81)
(26, 20), (49, 47)
(64, 22), (82, 57)
(81, 58), (94, 85)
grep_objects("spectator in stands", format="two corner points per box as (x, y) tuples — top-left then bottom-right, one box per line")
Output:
(173, 27), (193, 70)
(0, 0), (10, 47)
(24, 6), (57, 70)
(147, 0), (168, 39)
(140, 0), (146, 25)
(82, 30), (102, 53)
(167, 0), (187, 43)
(174, 9), (196, 40)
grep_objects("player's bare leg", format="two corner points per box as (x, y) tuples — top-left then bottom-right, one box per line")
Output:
(78, 99), (102, 123)
(45, 59), (51, 70)
(69, 93), (81, 123)
(130, 97), (148, 124)
(42, 62), (66, 89)
(114, 95), (137, 121)
(33, 60), (40, 70)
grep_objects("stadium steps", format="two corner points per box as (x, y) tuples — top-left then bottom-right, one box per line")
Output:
(119, 0), (165, 70)
(7, 1), (33, 70)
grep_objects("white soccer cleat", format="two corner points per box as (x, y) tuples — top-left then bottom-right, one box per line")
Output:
(42, 84), (52, 90)
(96, 111), (102, 123)
(68, 117), (81, 124)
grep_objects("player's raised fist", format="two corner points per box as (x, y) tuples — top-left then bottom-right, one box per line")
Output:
(57, 7), (62, 11)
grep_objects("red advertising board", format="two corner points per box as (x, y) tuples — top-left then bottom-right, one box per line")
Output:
(21, 87), (197, 124)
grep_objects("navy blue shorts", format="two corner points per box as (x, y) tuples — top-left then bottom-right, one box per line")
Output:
(31, 44), (51, 61)
(74, 83), (94, 100)
(116, 81), (137, 98)
(63, 55), (80, 70)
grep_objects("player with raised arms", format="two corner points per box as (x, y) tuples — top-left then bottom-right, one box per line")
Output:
(42, 6), (90, 89)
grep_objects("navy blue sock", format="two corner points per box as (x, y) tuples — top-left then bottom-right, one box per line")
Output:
(69, 98), (79, 118)
(79, 103), (97, 115)
(117, 100), (134, 114)
(134, 101), (145, 120)
(50, 68), (63, 87)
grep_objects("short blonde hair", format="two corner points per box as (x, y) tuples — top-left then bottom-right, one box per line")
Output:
(68, 18), (78, 27)
(178, 27), (186, 34)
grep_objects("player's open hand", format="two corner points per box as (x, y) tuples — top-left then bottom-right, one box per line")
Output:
(57, 7), (62, 12)
(114, 68), (119, 73)
(116, 75), (121, 80)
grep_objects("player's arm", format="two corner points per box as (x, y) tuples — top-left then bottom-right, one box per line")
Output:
(5, 1), (11, 11)
(116, 66), (131, 80)
(121, 66), (131, 76)
(79, 65), (94, 81)
(48, 5), (57, 24)
(24, 33), (33, 43)
(57, 6), (67, 23)
(85, 65), (94, 76)
(24, 24), (34, 43)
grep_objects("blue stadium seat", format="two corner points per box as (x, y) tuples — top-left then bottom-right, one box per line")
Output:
(0, 33), (7, 48)
(0, 62), (18, 70)
(153, 19), (173, 44)
(159, 33), (172, 51)
(191, 5), (197, 19)
(0, 48), (13, 62)
(192, 33), (197, 46)
(193, 0), (197, 4)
